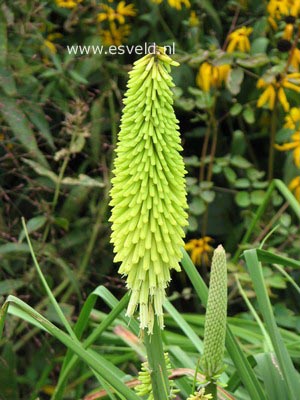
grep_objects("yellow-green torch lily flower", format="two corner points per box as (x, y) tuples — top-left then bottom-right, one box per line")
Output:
(110, 47), (188, 334)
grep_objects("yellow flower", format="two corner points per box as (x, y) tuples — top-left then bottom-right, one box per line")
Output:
(185, 237), (214, 266)
(196, 62), (230, 92)
(289, 176), (300, 201)
(151, 0), (190, 9)
(226, 26), (253, 53)
(167, 0), (191, 9)
(97, 1), (136, 25)
(290, 48), (300, 70)
(42, 33), (63, 55)
(289, 0), (300, 16)
(100, 22), (131, 46)
(55, 0), (82, 8)
(284, 107), (300, 129)
(275, 132), (300, 167)
(283, 22), (294, 40)
(267, 0), (300, 28)
(267, 0), (290, 18)
(257, 73), (300, 112)
(189, 11), (199, 27)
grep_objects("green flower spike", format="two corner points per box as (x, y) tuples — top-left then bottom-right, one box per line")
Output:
(201, 245), (227, 378)
(135, 353), (178, 399)
(110, 47), (188, 334)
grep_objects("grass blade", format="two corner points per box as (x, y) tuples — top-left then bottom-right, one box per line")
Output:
(244, 249), (300, 400)
(164, 299), (203, 353)
(53, 290), (131, 400)
(1, 296), (140, 400)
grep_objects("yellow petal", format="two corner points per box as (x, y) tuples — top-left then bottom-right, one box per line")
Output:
(289, 176), (300, 191)
(283, 81), (300, 93)
(293, 146), (300, 168)
(275, 142), (298, 151)
(278, 87), (289, 112)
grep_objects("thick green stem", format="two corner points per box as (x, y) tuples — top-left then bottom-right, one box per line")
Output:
(144, 317), (170, 400)
(206, 380), (217, 400)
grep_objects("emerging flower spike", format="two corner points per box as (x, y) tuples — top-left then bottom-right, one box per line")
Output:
(135, 353), (178, 399)
(201, 245), (227, 378)
(186, 388), (213, 400)
(110, 47), (188, 334)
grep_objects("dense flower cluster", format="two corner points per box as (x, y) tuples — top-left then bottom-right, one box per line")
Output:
(201, 245), (227, 378)
(110, 48), (188, 333)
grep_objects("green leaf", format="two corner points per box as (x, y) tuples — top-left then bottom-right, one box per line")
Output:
(22, 158), (58, 183)
(200, 190), (215, 203)
(0, 66), (16, 96)
(1, 296), (140, 400)
(250, 190), (266, 206)
(0, 243), (29, 255)
(243, 107), (255, 124)
(236, 54), (269, 68)
(68, 70), (89, 85)
(231, 130), (247, 156)
(189, 197), (206, 215)
(0, 93), (48, 167)
(175, 97), (195, 111)
(52, 289), (133, 400)
(0, 344), (19, 400)
(22, 103), (55, 149)
(235, 191), (251, 207)
(230, 103), (243, 116)
(226, 68), (244, 95)
(0, 279), (24, 295)
(164, 300), (203, 353)
(250, 37), (269, 55)
(188, 215), (198, 232)
(0, 9), (7, 67)
(18, 216), (47, 242)
(195, 92), (214, 110)
(244, 250), (300, 400)
(231, 155), (252, 169)
(223, 167), (237, 184)
(234, 178), (250, 189)
(61, 174), (105, 188)
(53, 217), (69, 230)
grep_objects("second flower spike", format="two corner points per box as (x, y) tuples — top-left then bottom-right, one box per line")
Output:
(110, 47), (188, 334)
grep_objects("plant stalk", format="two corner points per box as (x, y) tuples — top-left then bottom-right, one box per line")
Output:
(144, 317), (170, 400)
(205, 380), (217, 400)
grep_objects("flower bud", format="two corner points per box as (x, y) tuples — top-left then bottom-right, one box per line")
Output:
(201, 245), (227, 377)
